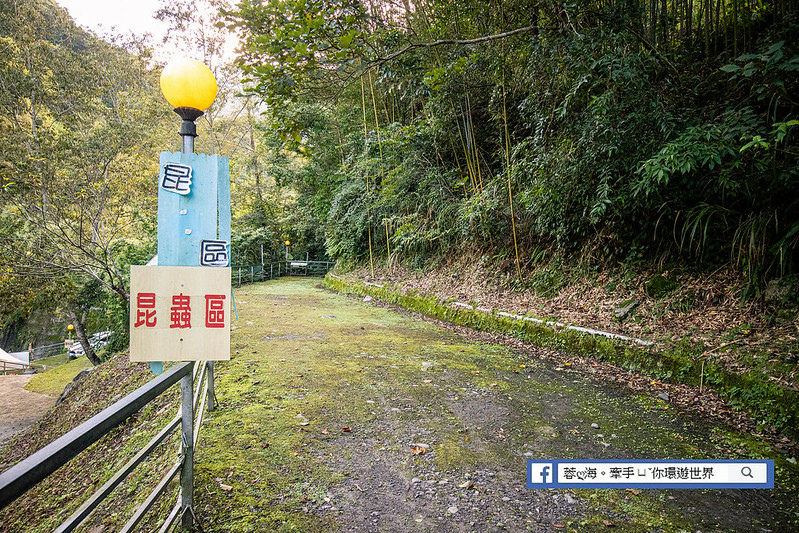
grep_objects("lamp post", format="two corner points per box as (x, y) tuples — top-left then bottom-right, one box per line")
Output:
(285, 240), (291, 261)
(160, 58), (218, 154)
(146, 58), (225, 532)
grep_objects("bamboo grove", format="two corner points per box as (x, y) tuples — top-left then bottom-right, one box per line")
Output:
(226, 0), (799, 281)
(224, 0), (799, 288)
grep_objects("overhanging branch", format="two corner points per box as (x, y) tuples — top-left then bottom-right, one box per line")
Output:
(372, 25), (553, 66)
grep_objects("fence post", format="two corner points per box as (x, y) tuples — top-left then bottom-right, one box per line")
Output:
(270, 264), (273, 279)
(207, 361), (215, 412)
(180, 372), (194, 530)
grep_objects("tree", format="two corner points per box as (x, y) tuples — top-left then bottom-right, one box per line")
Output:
(223, 0), (799, 287)
(0, 0), (171, 362)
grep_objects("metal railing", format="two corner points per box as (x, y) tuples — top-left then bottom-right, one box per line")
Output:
(30, 342), (67, 361)
(1, 360), (30, 374)
(232, 260), (335, 287)
(0, 359), (216, 532)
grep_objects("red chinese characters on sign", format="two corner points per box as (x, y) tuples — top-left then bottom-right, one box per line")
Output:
(130, 266), (230, 362)
(133, 292), (227, 330)
(170, 293), (192, 329)
(205, 294), (226, 328)
(134, 292), (157, 328)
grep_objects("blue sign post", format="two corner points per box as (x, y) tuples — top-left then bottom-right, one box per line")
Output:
(157, 152), (231, 268)
(146, 58), (232, 381)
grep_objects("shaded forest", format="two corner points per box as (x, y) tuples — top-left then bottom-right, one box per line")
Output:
(226, 0), (799, 292)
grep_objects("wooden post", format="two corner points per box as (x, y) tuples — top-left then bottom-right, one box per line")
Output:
(180, 373), (194, 530)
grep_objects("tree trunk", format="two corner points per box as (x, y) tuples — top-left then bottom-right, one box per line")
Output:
(68, 308), (101, 366)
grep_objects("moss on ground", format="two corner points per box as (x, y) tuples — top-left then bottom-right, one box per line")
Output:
(324, 274), (799, 438)
(24, 357), (93, 396)
(4, 278), (797, 531)
(192, 278), (798, 532)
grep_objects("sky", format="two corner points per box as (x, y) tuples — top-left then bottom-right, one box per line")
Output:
(55, 0), (170, 43)
(55, 0), (239, 63)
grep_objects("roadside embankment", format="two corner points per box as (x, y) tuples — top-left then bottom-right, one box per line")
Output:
(324, 273), (799, 444)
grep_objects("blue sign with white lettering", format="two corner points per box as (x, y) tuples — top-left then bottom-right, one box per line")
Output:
(527, 459), (774, 489)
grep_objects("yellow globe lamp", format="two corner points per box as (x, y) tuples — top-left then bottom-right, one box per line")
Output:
(67, 325), (74, 331)
(285, 240), (291, 246)
(160, 58), (218, 153)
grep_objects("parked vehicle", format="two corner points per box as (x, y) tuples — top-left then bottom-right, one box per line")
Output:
(68, 331), (113, 359)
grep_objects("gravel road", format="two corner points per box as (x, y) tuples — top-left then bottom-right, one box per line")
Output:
(0, 375), (55, 447)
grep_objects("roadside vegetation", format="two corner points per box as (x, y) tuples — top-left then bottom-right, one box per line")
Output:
(23, 357), (92, 397)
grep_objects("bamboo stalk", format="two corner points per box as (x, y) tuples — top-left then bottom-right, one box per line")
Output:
(384, 218), (392, 273)
(466, 94), (484, 193)
(360, 76), (375, 277)
(450, 99), (478, 194)
(502, 75), (522, 281)
(368, 70), (384, 164)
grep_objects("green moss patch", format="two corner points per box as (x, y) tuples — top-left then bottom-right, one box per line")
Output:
(24, 357), (93, 397)
(191, 278), (798, 532)
(324, 275), (799, 438)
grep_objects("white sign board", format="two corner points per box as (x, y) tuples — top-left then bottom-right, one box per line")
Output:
(129, 266), (231, 362)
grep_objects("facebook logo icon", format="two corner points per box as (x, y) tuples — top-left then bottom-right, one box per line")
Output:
(528, 461), (556, 488)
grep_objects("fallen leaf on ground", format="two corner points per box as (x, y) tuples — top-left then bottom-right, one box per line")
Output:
(458, 481), (474, 489)
(341, 426), (352, 432)
(411, 446), (427, 455)
(219, 483), (232, 491)
(321, 428), (330, 435)
(603, 519), (615, 527)
(423, 379), (432, 383)
(625, 488), (639, 495)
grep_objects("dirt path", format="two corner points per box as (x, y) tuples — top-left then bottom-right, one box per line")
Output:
(0, 375), (56, 447)
(195, 279), (797, 532)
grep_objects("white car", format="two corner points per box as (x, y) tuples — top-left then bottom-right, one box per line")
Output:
(68, 331), (113, 358)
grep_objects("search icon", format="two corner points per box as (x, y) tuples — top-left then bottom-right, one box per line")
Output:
(741, 466), (754, 478)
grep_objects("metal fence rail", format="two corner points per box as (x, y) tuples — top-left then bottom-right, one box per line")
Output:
(232, 260), (334, 287)
(0, 359), (214, 531)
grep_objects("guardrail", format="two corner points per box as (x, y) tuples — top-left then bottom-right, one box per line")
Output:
(232, 260), (335, 287)
(0, 359), (216, 532)
(30, 342), (67, 361)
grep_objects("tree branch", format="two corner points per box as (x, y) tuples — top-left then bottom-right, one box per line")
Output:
(372, 24), (553, 66)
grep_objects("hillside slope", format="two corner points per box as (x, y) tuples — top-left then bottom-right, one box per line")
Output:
(0, 356), (181, 532)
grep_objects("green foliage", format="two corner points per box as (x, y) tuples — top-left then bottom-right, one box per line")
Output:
(223, 0), (799, 291)
(232, 226), (275, 266)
